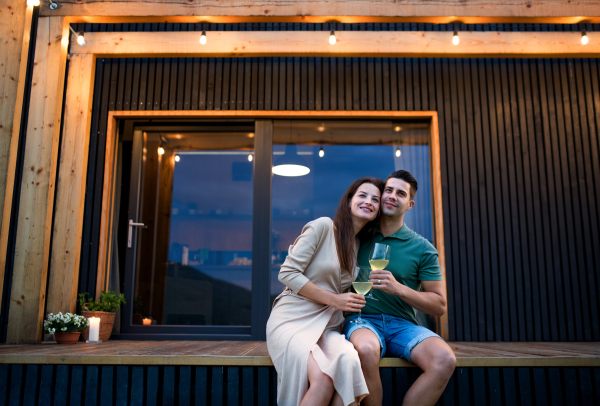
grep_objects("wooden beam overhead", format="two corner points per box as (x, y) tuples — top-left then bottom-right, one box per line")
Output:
(40, 0), (600, 24)
(71, 30), (600, 59)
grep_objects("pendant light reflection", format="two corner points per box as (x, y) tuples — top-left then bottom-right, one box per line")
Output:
(581, 31), (589, 45)
(272, 144), (310, 177)
(319, 147), (325, 158)
(175, 154), (180, 163)
(329, 31), (336, 45)
(200, 31), (207, 45)
(248, 153), (253, 162)
(395, 147), (401, 158)
(452, 31), (460, 46)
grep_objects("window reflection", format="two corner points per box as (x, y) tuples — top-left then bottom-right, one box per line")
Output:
(270, 121), (432, 311)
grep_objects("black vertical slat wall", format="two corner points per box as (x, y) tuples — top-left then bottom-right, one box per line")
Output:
(76, 22), (600, 342)
(2, 363), (599, 406)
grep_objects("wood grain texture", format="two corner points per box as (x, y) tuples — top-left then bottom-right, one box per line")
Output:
(46, 54), (95, 315)
(0, 341), (598, 367)
(5, 17), (68, 344)
(70, 30), (600, 59)
(37, 0), (600, 24)
(0, 2), (33, 315)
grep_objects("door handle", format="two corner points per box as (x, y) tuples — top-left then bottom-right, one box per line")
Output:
(128, 219), (147, 248)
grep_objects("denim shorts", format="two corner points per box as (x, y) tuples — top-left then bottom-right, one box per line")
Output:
(342, 314), (442, 363)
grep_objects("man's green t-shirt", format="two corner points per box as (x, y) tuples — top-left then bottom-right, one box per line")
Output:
(350, 224), (442, 325)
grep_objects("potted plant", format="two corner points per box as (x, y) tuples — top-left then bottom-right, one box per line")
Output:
(44, 312), (89, 344)
(78, 291), (126, 342)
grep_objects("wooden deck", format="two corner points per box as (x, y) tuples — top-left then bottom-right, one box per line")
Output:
(0, 341), (599, 368)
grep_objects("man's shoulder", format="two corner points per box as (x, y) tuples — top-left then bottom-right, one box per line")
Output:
(405, 228), (438, 255)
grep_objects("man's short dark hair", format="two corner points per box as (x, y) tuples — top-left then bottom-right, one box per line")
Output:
(385, 170), (418, 200)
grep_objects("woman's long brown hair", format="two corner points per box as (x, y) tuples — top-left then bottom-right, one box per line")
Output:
(333, 177), (384, 272)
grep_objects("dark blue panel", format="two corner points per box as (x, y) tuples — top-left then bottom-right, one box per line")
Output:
(85, 365), (99, 406)
(577, 368), (593, 406)
(241, 367), (254, 406)
(130, 366), (144, 406)
(54, 365), (70, 406)
(147, 366), (159, 406)
(472, 367), (486, 406)
(100, 366), (114, 406)
(457, 368), (470, 406)
(487, 368), (502, 406)
(0, 364), (8, 405)
(532, 368), (548, 406)
(395, 367), (408, 404)
(563, 368), (578, 406)
(163, 366), (175, 406)
(38, 364), (55, 406)
(9, 364), (24, 406)
(502, 368), (517, 405)
(115, 366), (129, 406)
(211, 366), (224, 406)
(178, 366), (191, 406)
(227, 367), (239, 406)
(257, 367), (269, 406)
(381, 368), (393, 406)
(22, 365), (38, 406)
(518, 368), (532, 405)
(548, 368), (563, 406)
(271, 367), (277, 404)
(70, 365), (84, 406)
(593, 368), (600, 406)
(195, 366), (208, 405)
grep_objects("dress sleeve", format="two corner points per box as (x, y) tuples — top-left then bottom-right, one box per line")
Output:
(278, 222), (323, 293)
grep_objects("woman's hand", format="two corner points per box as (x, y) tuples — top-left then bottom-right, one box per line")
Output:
(330, 293), (366, 312)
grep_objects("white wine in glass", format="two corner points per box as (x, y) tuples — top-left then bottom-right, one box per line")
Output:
(369, 243), (390, 280)
(369, 259), (389, 270)
(350, 281), (373, 324)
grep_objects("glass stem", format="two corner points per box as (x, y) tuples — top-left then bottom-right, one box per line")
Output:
(358, 309), (362, 323)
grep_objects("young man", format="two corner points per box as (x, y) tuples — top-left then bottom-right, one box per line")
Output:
(343, 170), (456, 406)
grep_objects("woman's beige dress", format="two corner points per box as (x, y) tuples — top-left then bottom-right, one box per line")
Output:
(266, 217), (369, 406)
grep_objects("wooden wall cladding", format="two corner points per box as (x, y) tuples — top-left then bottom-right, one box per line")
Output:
(77, 23), (600, 342)
(1, 363), (599, 406)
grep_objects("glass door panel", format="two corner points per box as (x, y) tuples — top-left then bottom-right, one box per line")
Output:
(125, 128), (254, 328)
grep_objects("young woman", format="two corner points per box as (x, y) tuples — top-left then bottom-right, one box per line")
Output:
(267, 177), (384, 406)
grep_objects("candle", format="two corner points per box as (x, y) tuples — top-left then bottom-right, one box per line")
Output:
(88, 317), (100, 342)
(143, 318), (151, 325)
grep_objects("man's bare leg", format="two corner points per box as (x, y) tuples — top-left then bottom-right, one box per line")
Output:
(300, 353), (335, 406)
(349, 329), (382, 406)
(402, 337), (456, 406)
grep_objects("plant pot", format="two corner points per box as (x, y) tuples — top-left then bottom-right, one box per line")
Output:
(54, 331), (81, 344)
(81, 311), (116, 342)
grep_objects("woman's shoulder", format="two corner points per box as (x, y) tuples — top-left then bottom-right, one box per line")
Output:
(304, 217), (334, 233)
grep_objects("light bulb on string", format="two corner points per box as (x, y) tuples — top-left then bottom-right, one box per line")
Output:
(77, 32), (86, 46)
(395, 147), (401, 158)
(581, 31), (589, 45)
(319, 147), (325, 158)
(175, 154), (180, 162)
(158, 146), (165, 155)
(248, 153), (253, 162)
(452, 31), (460, 46)
(200, 31), (207, 45)
(27, 0), (40, 7)
(329, 30), (336, 45)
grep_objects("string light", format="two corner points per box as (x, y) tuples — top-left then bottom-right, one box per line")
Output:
(158, 146), (165, 155)
(581, 30), (589, 45)
(452, 31), (459, 46)
(200, 31), (207, 45)
(319, 147), (325, 158)
(248, 153), (253, 162)
(27, 0), (40, 7)
(395, 147), (401, 157)
(329, 30), (336, 45)
(69, 26), (86, 46)
(394, 126), (401, 132)
(175, 154), (180, 162)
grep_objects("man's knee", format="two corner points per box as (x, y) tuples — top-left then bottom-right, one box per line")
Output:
(434, 350), (456, 377)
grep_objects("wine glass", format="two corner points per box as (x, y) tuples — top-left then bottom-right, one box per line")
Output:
(369, 243), (390, 274)
(350, 278), (373, 324)
(356, 266), (378, 301)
